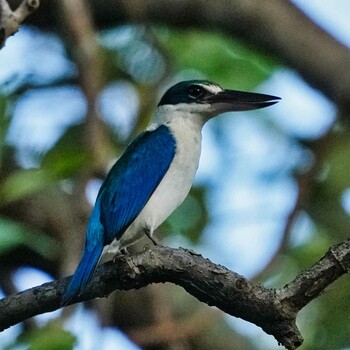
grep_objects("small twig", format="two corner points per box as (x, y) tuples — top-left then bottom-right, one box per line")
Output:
(252, 128), (338, 283)
(0, 0), (40, 48)
(252, 166), (317, 283)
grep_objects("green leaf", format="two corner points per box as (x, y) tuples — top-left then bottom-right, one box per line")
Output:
(0, 216), (57, 259)
(156, 28), (278, 89)
(0, 169), (56, 203)
(42, 124), (88, 177)
(8, 323), (76, 350)
(325, 132), (350, 193)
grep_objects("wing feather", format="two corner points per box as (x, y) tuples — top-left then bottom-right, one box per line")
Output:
(98, 125), (176, 244)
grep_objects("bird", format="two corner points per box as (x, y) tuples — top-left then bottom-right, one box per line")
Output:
(61, 80), (280, 306)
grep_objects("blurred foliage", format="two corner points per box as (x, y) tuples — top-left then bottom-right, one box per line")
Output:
(0, 169), (56, 203)
(0, 216), (57, 259)
(42, 124), (88, 176)
(0, 94), (9, 167)
(156, 29), (278, 89)
(5, 323), (76, 350)
(0, 12), (348, 350)
(326, 133), (350, 193)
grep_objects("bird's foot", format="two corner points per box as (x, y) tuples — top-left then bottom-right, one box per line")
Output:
(112, 247), (129, 263)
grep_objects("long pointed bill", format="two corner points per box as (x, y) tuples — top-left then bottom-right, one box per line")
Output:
(205, 89), (281, 112)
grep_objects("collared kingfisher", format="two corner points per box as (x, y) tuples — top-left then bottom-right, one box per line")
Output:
(61, 80), (280, 306)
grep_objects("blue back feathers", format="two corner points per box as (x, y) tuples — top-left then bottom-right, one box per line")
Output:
(98, 124), (176, 243)
(61, 125), (176, 305)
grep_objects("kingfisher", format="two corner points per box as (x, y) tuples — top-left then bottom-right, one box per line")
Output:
(61, 80), (280, 306)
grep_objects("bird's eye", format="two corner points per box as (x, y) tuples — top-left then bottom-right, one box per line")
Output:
(188, 85), (205, 99)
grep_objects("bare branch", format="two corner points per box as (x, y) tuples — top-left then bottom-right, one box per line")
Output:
(1, 241), (350, 349)
(252, 141), (324, 282)
(0, 0), (39, 48)
(280, 239), (350, 310)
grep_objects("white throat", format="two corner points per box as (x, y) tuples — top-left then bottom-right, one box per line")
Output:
(148, 104), (210, 131)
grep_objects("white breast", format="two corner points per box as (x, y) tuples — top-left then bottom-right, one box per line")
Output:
(116, 116), (203, 249)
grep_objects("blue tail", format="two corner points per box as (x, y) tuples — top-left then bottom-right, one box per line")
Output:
(61, 242), (103, 306)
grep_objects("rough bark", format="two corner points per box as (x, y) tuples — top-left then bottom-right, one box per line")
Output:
(0, 0), (39, 47)
(1, 241), (350, 349)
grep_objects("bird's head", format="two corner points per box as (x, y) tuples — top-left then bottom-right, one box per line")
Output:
(154, 80), (280, 126)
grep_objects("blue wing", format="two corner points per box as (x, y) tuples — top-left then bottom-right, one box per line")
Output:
(61, 125), (176, 305)
(98, 124), (176, 243)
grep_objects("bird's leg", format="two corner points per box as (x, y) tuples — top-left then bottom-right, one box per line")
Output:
(144, 227), (158, 246)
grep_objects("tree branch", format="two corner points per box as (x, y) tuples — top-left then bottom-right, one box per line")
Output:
(0, 0), (39, 48)
(1, 241), (350, 349)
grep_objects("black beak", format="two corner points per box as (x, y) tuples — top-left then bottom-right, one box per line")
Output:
(205, 89), (281, 111)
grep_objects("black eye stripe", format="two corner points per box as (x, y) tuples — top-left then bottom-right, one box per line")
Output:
(188, 85), (205, 99)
